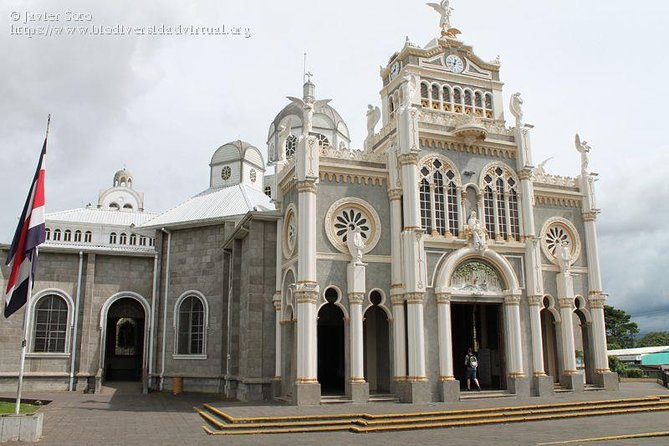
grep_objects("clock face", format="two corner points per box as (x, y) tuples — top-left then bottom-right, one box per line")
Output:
(445, 55), (465, 74)
(390, 62), (400, 80)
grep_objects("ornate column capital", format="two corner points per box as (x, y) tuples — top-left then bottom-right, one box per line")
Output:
(527, 295), (543, 306)
(588, 292), (607, 309)
(558, 297), (575, 309)
(435, 293), (452, 304)
(518, 168), (534, 181)
(504, 295), (521, 306)
(582, 210), (600, 222)
(348, 292), (364, 305)
(296, 180), (318, 194)
(294, 283), (319, 304)
(405, 292), (425, 304)
(388, 189), (403, 201)
(272, 292), (282, 311)
(397, 152), (419, 166)
(390, 294), (405, 306)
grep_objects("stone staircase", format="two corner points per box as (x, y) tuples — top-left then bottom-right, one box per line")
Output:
(195, 395), (669, 436)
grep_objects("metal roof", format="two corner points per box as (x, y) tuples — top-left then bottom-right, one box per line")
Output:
(46, 208), (158, 227)
(140, 184), (274, 229)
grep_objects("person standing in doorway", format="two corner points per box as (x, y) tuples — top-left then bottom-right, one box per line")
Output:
(465, 347), (481, 391)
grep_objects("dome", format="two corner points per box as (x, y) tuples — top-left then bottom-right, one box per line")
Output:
(210, 140), (262, 166)
(113, 168), (133, 188)
(266, 82), (351, 164)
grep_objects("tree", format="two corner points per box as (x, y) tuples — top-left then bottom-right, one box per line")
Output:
(604, 305), (639, 349)
(637, 331), (669, 348)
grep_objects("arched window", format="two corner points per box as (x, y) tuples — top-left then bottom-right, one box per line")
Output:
(285, 134), (297, 159)
(442, 86), (452, 111)
(314, 133), (330, 148)
(420, 82), (429, 108)
(453, 88), (463, 113)
(481, 165), (520, 241)
(84, 231), (92, 243)
(32, 295), (69, 353)
(109, 232), (117, 244)
(45, 228), (51, 241)
(176, 295), (206, 355)
(54, 229), (61, 241)
(64, 230), (72, 242)
(149, 238), (155, 247)
(74, 230), (82, 242)
(129, 234), (137, 245)
(109, 202), (120, 210)
(431, 84), (440, 110)
(264, 186), (272, 197)
(139, 236), (147, 246)
(418, 157), (461, 236)
(119, 233), (127, 245)
(484, 93), (493, 118)
(123, 204), (133, 210)
(474, 91), (483, 117)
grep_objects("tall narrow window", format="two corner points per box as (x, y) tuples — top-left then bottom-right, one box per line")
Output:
(420, 83), (429, 107)
(54, 229), (61, 241)
(84, 231), (92, 243)
(431, 84), (440, 110)
(442, 86), (452, 111)
(482, 165), (520, 242)
(119, 233), (127, 244)
(419, 178), (432, 232)
(109, 232), (117, 244)
(177, 295), (205, 355)
(419, 157), (461, 237)
(64, 230), (72, 242)
(483, 185), (495, 235)
(496, 177), (507, 239)
(129, 234), (137, 245)
(139, 236), (147, 246)
(45, 228), (51, 241)
(74, 230), (82, 242)
(434, 170), (446, 234)
(33, 295), (68, 353)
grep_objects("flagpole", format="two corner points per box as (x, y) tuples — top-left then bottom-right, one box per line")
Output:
(14, 116), (50, 415)
(14, 275), (33, 415)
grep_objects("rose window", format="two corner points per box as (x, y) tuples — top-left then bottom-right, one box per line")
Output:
(287, 218), (297, 251)
(221, 166), (232, 180)
(540, 218), (581, 264)
(325, 198), (381, 255)
(334, 209), (370, 243)
(545, 225), (570, 256)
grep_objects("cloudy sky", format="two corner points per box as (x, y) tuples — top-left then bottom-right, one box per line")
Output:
(1, 0), (667, 332)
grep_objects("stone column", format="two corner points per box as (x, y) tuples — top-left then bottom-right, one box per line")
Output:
(558, 296), (582, 391)
(271, 296), (282, 397)
(528, 296), (554, 396)
(406, 293), (427, 381)
(504, 294), (530, 396)
(388, 189), (406, 383)
(293, 173), (321, 405)
(390, 294), (406, 381)
(347, 289), (369, 402)
(436, 293), (459, 401)
(589, 293), (618, 389)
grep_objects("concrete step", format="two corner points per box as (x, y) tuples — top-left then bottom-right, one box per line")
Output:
(460, 390), (515, 400)
(368, 394), (399, 403)
(320, 396), (353, 405)
(196, 395), (669, 436)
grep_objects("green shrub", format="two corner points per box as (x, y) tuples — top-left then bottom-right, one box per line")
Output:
(608, 356), (627, 375)
(624, 368), (645, 379)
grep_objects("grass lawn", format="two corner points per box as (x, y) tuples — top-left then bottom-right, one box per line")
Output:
(0, 401), (39, 414)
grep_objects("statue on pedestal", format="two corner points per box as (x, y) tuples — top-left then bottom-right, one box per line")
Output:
(287, 94), (331, 139)
(466, 211), (487, 252)
(347, 227), (367, 266)
(510, 92), (524, 127)
(574, 133), (591, 176)
(427, 0), (453, 34)
(556, 242), (572, 275)
(276, 118), (292, 162)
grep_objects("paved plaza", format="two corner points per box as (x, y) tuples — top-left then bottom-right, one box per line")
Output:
(3, 382), (669, 445)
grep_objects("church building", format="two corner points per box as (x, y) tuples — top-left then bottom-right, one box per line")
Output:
(0, 3), (617, 405)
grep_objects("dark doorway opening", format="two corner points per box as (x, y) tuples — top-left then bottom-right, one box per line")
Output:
(363, 292), (390, 394)
(318, 296), (345, 395)
(451, 303), (505, 390)
(541, 303), (561, 383)
(104, 298), (145, 382)
(574, 308), (595, 385)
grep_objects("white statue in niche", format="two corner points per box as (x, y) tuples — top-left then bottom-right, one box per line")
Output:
(276, 118), (292, 162)
(346, 226), (367, 266)
(574, 133), (591, 176)
(366, 105), (381, 139)
(557, 242), (572, 275)
(510, 92), (523, 126)
(467, 211), (487, 252)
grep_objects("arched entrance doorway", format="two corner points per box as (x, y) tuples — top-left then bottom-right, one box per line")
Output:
(101, 296), (148, 382)
(318, 287), (345, 395)
(363, 290), (390, 394)
(435, 248), (522, 393)
(541, 297), (561, 383)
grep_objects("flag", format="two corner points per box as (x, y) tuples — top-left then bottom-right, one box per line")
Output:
(4, 139), (47, 318)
